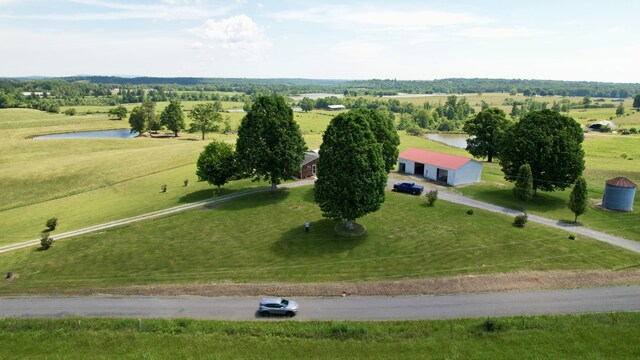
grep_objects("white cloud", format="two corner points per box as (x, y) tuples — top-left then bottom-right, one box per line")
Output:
(331, 41), (387, 61)
(190, 15), (271, 57)
(270, 6), (491, 30)
(457, 27), (551, 39)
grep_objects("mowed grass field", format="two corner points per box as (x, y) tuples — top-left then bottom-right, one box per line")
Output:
(1, 314), (639, 359)
(1, 186), (638, 293)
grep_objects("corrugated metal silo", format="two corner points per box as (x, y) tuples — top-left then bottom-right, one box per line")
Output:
(602, 177), (637, 211)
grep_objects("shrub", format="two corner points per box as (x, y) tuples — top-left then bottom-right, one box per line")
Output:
(466, 209), (474, 215)
(629, 128), (638, 134)
(568, 233), (577, 240)
(620, 129), (630, 135)
(480, 319), (502, 333)
(45, 217), (58, 231)
(405, 124), (424, 136)
(426, 190), (438, 206)
(40, 232), (54, 250)
(620, 153), (628, 159)
(63, 108), (76, 116)
(513, 213), (528, 227)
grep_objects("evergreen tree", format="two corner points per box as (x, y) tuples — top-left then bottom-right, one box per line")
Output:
(314, 110), (388, 230)
(568, 176), (588, 223)
(236, 95), (306, 191)
(513, 163), (533, 209)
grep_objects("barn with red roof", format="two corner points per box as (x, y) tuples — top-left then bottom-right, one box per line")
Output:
(398, 148), (482, 186)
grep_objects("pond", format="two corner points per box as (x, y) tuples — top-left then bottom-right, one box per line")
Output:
(33, 129), (139, 139)
(426, 133), (469, 149)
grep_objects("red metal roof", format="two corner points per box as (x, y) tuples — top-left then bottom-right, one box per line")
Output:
(399, 148), (473, 170)
(606, 177), (637, 188)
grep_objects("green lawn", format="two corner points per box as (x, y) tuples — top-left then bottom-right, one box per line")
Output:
(1, 314), (639, 359)
(458, 134), (640, 241)
(1, 186), (638, 293)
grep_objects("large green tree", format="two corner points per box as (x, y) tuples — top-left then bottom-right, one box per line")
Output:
(463, 107), (510, 163)
(128, 106), (146, 135)
(314, 110), (388, 230)
(352, 108), (399, 173)
(299, 97), (314, 112)
(236, 95), (306, 191)
(142, 101), (160, 133)
(568, 176), (588, 223)
(196, 140), (237, 193)
(499, 110), (585, 193)
(160, 99), (185, 136)
(188, 103), (222, 140)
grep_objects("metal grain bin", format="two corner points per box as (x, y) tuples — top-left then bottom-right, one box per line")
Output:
(602, 177), (637, 211)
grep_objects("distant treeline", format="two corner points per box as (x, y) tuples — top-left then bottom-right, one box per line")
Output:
(1, 77), (640, 110)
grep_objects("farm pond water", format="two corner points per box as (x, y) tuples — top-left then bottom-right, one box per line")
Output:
(33, 129), (139, 139)
(426, 133), (469, 149)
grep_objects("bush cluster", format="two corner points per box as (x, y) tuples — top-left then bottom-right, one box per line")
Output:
(513, 213), (528, 227)
(426, 190), (438, 206)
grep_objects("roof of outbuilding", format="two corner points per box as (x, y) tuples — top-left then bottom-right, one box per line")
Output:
(606, 177), (637, 188)
(399, 148), (475, 170)
(301, 150), (319, 166)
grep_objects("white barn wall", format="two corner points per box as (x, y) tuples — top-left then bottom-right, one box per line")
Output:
(452, 161), (482, 186)
(424, 164), (438, 181)
(399, 159), (415, 174)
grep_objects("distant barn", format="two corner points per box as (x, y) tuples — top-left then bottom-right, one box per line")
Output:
(397, 148), (482, 186)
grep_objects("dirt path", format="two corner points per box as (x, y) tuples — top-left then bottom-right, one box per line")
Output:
(0, 179), (315, 254)
(10, 270), (640, 297)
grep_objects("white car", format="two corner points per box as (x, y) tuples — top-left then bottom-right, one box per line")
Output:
(258, 297), (299, 317)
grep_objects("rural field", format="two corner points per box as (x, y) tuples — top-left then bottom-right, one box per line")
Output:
(0, 314), (639, 359)
(1, 96), (640, 296)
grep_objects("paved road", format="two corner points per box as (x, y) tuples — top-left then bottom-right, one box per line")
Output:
(1, 286), (639, 320)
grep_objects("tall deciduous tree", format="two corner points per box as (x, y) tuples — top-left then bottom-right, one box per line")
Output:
(128, 106), (146, 135)
(568, 176), (588, 223)
(299, 97), (314, 112)
(463, 107), (510, 163)
(499, 110), (585, 193)
(236, 95), (306, 191)
(188, 103), (222, 140)
(196, 140), (237, 193)
(314, 110), (388, 230)
(352, 108), (399, 173)
(160, 99), (185, 136)
(513, 163), (533, 208)
(616, 103), (625, 116)
(142, 101), (160, 133)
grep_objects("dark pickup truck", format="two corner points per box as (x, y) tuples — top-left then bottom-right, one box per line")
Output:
(392, 181), (424, 195)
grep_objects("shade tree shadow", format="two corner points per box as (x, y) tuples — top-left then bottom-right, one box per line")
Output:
(271, 219), (367, 259)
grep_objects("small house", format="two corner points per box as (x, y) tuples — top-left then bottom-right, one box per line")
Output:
(299, 149), (319, 179)
(397, 148), (482, 186)
(327, 104), (346, 110)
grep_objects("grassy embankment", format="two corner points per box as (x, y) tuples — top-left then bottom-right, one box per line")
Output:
(1, 186), (638, 293)
(0, 314), (639, 359)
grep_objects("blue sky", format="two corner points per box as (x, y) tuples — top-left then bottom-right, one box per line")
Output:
(1, 0), (639, 82)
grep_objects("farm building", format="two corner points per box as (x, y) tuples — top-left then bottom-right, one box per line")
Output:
(299, 149), (319, 179)
(327, 104), (346, 110)
(398, 148), (482, 186)
(587, 120), (617, 132)
(602, 177), (637, 211)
